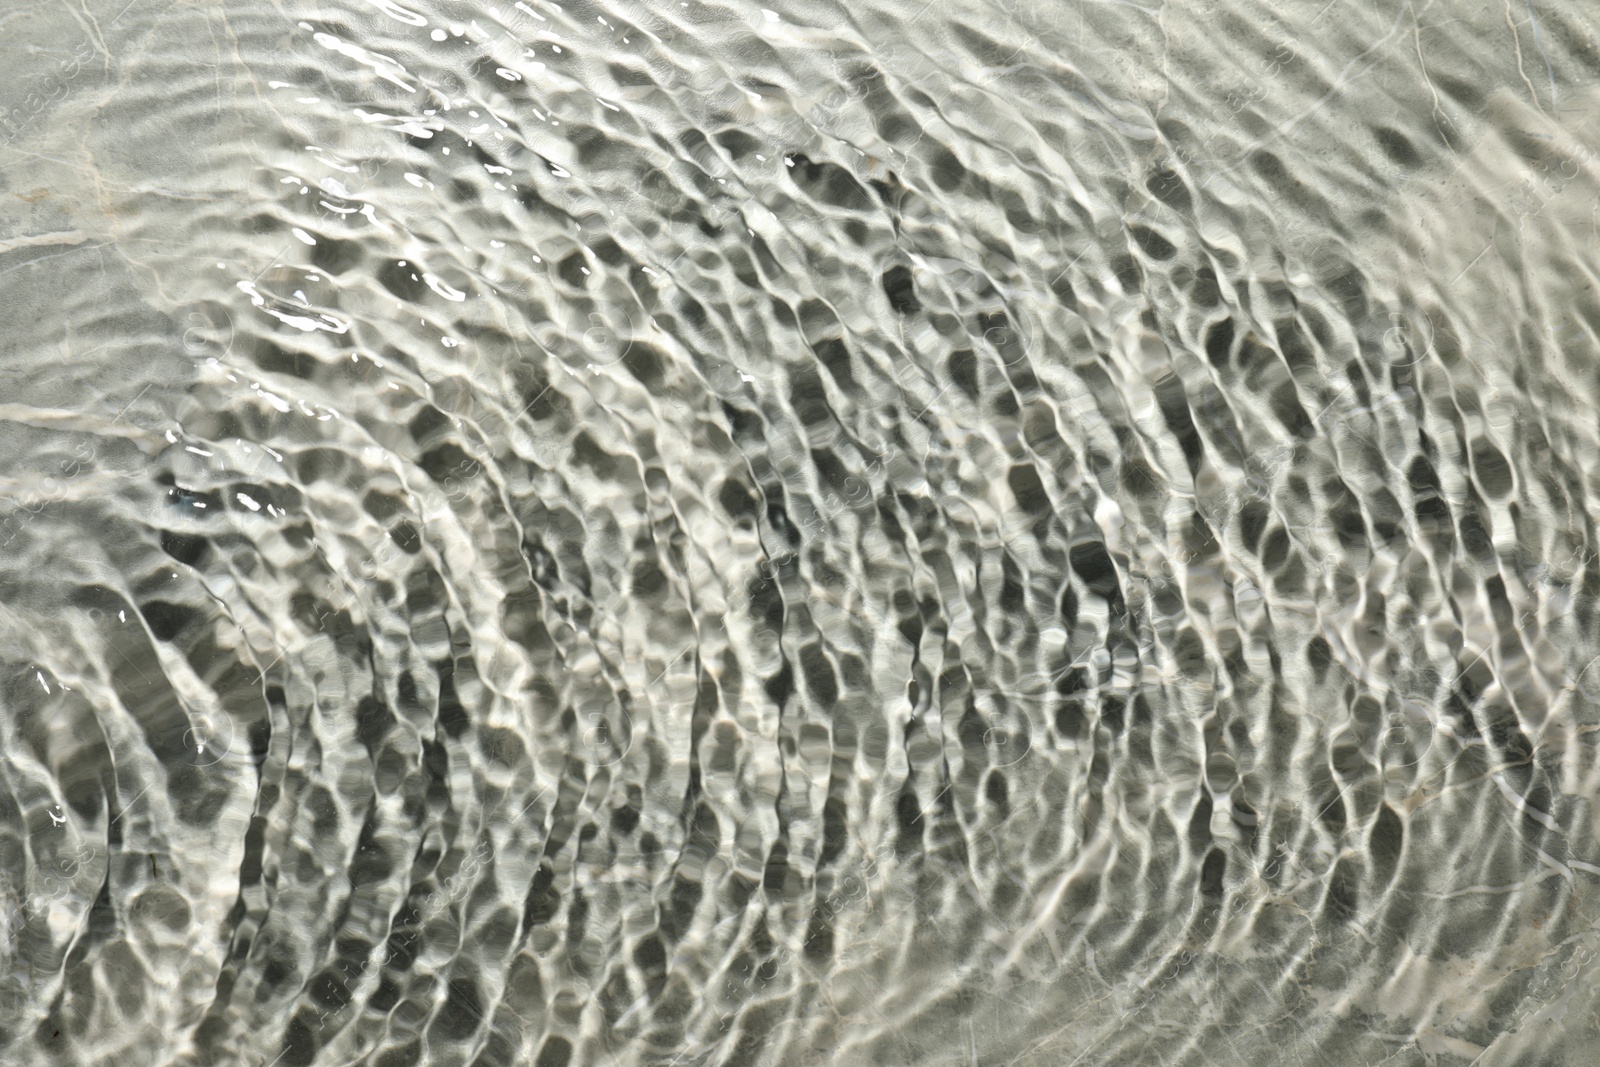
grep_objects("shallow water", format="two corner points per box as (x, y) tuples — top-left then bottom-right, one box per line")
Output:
(3, 0), (1600, 1064)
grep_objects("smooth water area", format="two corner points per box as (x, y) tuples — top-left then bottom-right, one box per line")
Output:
(4, 1), (1600, 1064)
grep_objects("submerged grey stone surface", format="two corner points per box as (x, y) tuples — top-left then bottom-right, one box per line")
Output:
(3, 0), (1600, 1064)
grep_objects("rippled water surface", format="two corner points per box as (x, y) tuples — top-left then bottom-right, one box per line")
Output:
(5, 0), (1600, 1064)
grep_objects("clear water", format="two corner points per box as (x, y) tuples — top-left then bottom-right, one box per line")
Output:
(3, 0), (1600, 1064)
